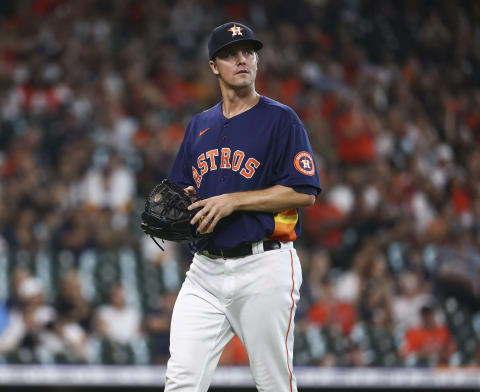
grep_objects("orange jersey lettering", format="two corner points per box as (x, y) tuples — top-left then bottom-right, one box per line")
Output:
(231, 150), (245, 172)
(206, 149), (219, 171)
(197, 153), (208, 175)
(220, 148), (232, 169)
(240, 158), (260, 179)
(192, 166), (202, 187)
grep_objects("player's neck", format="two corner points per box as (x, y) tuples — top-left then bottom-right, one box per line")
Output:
(220, 87), (259, 119)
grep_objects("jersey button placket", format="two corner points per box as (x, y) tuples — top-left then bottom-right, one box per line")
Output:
(220, 120), (228, 181)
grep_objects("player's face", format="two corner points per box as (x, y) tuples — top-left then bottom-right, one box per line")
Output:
(209, 42), (258, 89)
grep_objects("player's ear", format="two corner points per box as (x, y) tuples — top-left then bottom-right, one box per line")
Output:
(209, 60), (219, 76)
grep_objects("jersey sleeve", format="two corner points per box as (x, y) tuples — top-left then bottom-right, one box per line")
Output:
(292, 185), (319, 195)
(272, 122), (322, 194)
(168, 124), (193, 189)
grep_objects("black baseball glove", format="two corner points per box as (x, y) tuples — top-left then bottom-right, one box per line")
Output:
(140, 179), (211, 249)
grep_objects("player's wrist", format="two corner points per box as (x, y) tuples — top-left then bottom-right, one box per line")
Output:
(229, 192), (244, 211)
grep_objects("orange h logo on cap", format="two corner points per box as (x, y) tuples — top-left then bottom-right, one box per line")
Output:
(228, 24), (243, 37)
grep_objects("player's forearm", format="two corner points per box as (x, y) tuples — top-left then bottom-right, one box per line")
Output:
(232, 185), (315, 212)
(189, 185), (316, 233)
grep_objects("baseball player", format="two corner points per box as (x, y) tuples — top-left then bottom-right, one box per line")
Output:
(166, 22), (321, 392)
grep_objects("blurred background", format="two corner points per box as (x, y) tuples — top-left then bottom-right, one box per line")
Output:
(0, 0), (479, 390)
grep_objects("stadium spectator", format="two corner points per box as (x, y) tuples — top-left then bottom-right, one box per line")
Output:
(0, 277), (56, 360)
(83, 151), (136, 213)
(400, 304), (456, 367)
(332, 94), (376, 165)
(393, 270), (433, 331)
(307, 278), (356, 336)
(36, 317), (89, 363)
(5, 267), (32, 310)
(357, 246), (394, 327)
(143, 290), (177, 365)
(94, 283), (141, 345)
(218, 336), (249, 366)
(303, 248), (331, 304)
(56, 270), (93, 332)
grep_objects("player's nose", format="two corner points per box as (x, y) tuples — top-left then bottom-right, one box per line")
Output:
(236, 51), (247, 63)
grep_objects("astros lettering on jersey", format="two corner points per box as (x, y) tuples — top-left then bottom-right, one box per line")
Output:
(169, 96), (321, 251)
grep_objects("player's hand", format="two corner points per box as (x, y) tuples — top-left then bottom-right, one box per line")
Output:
(184, 186), (198, 202)
(188, 193), (238, 234)
(184, 186), (196, 195)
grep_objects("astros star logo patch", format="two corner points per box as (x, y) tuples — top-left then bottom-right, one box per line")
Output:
(228, 24), (244, 37)
(294, 151), (315, 176)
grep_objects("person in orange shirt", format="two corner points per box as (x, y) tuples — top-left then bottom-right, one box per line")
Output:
(307, 278), (356, 336)
(333, 96), (375, 165)
(218, 335), (249, 366)
(401, 304), (456, 366)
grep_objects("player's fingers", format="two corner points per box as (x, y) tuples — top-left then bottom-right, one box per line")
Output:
(184, 186), (196, 194)
(197, 219), (208, 233)
(188, 199), (205, 211)
(192, 200), (215, 225)
(212, 205), (230, 223)
(206, 215), (221, 233)
(197, 207), (216, 232)
(190, 203), (208, 224)
(191, 208), (205, 225)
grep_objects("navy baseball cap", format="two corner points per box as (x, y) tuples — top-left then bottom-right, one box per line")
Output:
(208, 22), (263, 60)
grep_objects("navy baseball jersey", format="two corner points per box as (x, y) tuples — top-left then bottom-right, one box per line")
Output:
(169, 96), (321, 250)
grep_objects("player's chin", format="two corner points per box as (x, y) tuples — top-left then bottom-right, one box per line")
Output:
(234, 72), (253, 81)
(231, 78), (253, 88)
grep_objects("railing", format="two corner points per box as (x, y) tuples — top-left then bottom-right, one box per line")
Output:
(0, 365), (478, 388)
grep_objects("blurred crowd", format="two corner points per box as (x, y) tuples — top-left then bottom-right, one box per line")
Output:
(0, 0), (480, 368)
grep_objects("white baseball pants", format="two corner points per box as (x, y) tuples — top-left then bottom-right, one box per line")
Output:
(164, 241), (302, 392)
